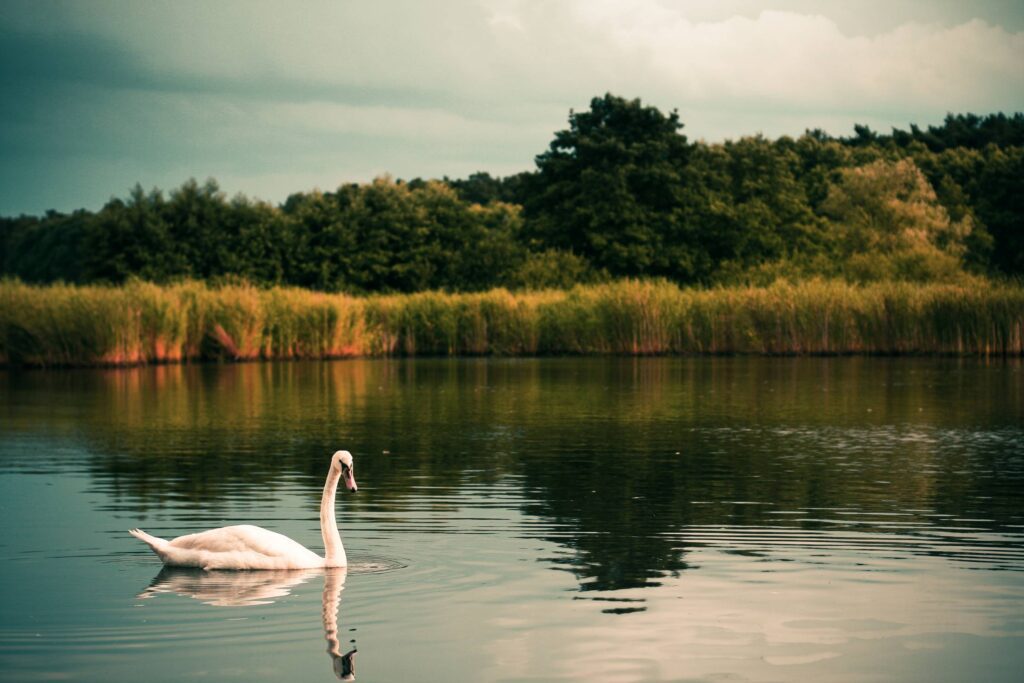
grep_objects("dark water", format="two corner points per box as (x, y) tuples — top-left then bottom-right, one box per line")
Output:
(1, 358), (1022, 682)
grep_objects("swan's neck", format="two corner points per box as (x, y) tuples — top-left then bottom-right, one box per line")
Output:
(320, 468), (346, 566)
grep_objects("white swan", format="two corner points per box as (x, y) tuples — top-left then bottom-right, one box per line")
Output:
(129, 450), (358, 570)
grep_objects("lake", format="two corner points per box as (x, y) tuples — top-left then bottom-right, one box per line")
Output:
(1, 357), (1022, 682)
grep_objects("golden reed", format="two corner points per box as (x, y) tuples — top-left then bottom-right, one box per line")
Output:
(1, 278), (1021, 366)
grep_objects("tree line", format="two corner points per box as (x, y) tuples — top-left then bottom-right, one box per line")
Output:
(2, 95), (1021, 292)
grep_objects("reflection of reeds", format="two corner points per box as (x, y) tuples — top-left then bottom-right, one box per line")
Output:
(1, 278), (1021, 365)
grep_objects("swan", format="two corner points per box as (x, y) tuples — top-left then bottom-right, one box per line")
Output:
(129, 450), (358, 570)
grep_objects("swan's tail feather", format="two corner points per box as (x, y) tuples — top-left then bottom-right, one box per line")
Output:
(129, 527), (168, 553)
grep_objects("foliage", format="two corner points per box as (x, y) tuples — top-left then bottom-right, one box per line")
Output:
(522, 94), (707, 280)
(505, 249), (607, 290)
(445, 171), (530, 206)
(0, 210), (90, 282)
(888, 113), (1024, 151)
(1, 97), (1022, 288)
(689, 136), (828, 279)
(819, 159), (972, 282)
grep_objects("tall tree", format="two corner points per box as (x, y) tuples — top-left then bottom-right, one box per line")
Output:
(524, 94), (702, 279)
(820, 159), (972, 281)
(0, 211), (90, 283)
(84, 185), (185, 283)
(164, 178), (229, 278)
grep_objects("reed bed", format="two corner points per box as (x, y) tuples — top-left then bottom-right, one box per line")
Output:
(1, 278), (1021, 366)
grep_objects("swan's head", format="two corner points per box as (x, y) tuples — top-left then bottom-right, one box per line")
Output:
(332, 450), (358, 493)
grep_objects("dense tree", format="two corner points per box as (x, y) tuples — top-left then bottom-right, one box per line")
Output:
(911, 146), (1020, 275)
(445, 171), (530, 206)
(696, 136), (826, 277)
(280, 189), (352, 291)
(441, 201), (526, 291)
(161, 179), (223, 277)
(283, 178), (526, 293)
(889, 113), (1024, 152)
(215, 197), (291, 284)
(523, 94), (704, 280)
(820, 159), (972, 281)
(1, 98), (1021, 289)
(83, 185), (185, 282)
(506, 249), (606, 290)
(974, 147), (1024, 275)
(0, 211), (89, 282)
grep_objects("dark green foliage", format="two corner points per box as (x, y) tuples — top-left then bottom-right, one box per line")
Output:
(83, 185), (184, 282)
(912, 146), (1022, 276)
(692, 136), (826, 275)
(216, 196), (292, 285)
(1, 97), (1022, 289)
(973, 147), (1024, 275)
(506, 249), (607, 290)
(840, 113), (1024, 152)
(282, 179), (526, 293)
(0, 210), (89, 282)
(523, 94), (704, 280)
(889, 113), (1024, 151)
(445, 171), (530, 205)
(78, 181), (291, 285)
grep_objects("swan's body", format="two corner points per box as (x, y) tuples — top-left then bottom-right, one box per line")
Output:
(128, 524), (328, 570)
(130, 450), (357, 570)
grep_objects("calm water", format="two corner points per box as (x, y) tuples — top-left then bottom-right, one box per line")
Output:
(1, 358), (1023, 682)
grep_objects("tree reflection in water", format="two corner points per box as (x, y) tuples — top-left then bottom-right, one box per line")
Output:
(5, 357), (1021, 597)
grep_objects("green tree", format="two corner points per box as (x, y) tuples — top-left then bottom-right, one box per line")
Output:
(505, 249), (605, 290)
(163, 178), (229, 278)
(820, 159), (972, 281)
(214, 196), (291, 284)
(446, 171), (532, 206)
(281, 189), (353, 291)
(890, 113), (1024, 151)
(910, 147), (994, 272)
(282, 178), (525, 293)
(336, 178), (443, 292)
(83, 185), (186, 283)
(523, 94), (702, 280)
(973, 146), (1024, 275)
(0, 211), (90, 283)
(435, 200), (526, 291)
(704, 136), (825, 278)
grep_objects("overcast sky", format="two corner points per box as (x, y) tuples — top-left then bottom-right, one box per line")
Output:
(1, 0), (1022, 215)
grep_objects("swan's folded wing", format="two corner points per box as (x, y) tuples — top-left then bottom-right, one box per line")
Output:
(169, 525), (313, 557)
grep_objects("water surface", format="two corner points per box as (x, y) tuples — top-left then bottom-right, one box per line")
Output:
(1, 358), (1022, 682)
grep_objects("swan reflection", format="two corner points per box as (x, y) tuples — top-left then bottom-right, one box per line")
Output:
(138, 567), (357, 679)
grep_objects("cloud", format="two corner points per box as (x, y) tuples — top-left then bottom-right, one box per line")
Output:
(5, 1), (1022, 117)
(549, 2), (1024, 115)
(0, 0), (1022, 213)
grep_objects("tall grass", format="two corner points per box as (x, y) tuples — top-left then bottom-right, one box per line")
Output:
(1, 278), (1021, 366)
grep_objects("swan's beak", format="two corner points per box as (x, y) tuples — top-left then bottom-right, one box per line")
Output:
(344, 470), (358, 493)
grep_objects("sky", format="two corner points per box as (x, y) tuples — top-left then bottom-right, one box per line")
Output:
(1, 0), (1022, 215)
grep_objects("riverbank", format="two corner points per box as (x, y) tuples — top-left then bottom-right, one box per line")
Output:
(1, 278), (1021, 366)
